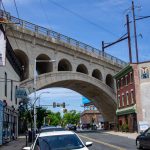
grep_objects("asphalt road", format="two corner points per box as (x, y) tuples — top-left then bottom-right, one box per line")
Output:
(78, 130), (137, 150)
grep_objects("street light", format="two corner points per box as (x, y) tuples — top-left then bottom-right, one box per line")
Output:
(33, 59), (55, 132)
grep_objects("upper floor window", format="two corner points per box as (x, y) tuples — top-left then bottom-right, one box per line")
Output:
(125, 75), (129, 86)
(130, 72), (133, 83)
(15, 86), (18, 105)
(117, 80), (120, 90)
(126, 92), (129, 106)
(141, 67), (149, 79)
(131, 90), (134, 104)
(121, 78), (124, 87)
(5, 72), (7, 97)
(122, 94), (124, 107)
(118, 95), (120, 108)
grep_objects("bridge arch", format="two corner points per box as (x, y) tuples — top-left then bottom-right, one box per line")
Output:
(76, 64), (88, 75)
(21, 72), (116, 121)
(36, 54), (53, 75)
(58, 59), (72, 71)
(14, 49), (29, 80)
(106, 74), (114, 89)
(92, 69), (102, 81)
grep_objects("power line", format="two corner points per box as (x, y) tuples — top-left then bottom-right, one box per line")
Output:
(13, 0), (20, 21)
(48, 0), (117, 37)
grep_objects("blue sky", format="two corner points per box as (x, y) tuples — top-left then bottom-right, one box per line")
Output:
(3, 0), (150, 112)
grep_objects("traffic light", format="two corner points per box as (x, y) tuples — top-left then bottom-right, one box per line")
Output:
(63, 108), (67, 113)
(62, 102), (65, 108)
(53, 102), (56, 108)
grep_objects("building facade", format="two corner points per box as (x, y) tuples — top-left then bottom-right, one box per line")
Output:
(114, 62), (150, 132)
(0, 25), (23, 145)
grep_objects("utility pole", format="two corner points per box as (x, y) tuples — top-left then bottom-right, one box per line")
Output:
(126, 14), (132, 63)
(132, 1), (139, 63)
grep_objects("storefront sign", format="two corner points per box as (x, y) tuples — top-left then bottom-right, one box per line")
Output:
(15, 87), (29, 99)
(0, 29), (6, 66)
(0, 100), (3, 145)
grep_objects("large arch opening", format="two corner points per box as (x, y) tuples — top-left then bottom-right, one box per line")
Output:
(24, 72), (116, 122)
(106, 74), (114, 89)
(58, 59), (72, 71)
(14, 49), (29, 80)
(36, 54), (52, 75)
(76, 64), (88, 74)
(92, 69), (102, 80)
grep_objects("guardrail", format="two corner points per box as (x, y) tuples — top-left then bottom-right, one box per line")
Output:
(0, 10), (127, 67)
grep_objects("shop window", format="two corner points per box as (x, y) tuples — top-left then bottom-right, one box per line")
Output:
(141, 67), (149, 79)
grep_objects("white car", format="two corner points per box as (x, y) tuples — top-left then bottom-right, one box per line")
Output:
(23, 130), (92, 150)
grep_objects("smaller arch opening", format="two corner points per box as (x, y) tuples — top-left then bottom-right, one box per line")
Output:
(36, 54), (52, 75)
(92, 69), (102, 80)
(14, 49), (29, 80)
(76, 64), (88, 74)
(106, 74), (114, 88)
(58, 59), (72, 71)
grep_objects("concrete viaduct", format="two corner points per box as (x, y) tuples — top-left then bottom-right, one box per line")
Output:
(3, 10), (127, 122)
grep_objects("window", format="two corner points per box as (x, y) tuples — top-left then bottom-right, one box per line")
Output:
(118, 95), (120, 108)
(121, 78), (123, 87)
(125, 75), (129, 86)
(126, 92), (129, 105)
(15, 86), (18, 105)
(122, 94), (124, 107)
(11, 80), (13, 101)
(117, 80), (120, 90)
(130, 72), (133, 83)
(5, 72), (7, 97)
(131, 90), (134, 104)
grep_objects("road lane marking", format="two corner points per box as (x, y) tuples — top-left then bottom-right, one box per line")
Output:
(79, 134), (126, 150)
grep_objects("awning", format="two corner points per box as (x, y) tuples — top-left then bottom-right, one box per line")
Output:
(116, 104), (137, 116)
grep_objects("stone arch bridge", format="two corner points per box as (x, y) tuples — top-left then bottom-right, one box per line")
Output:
(3, 10), (127, 122)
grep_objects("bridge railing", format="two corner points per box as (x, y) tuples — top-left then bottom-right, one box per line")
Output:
(0, 10), (127, 67)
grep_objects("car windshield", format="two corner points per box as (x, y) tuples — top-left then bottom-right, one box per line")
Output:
(37, 134), (84, 150)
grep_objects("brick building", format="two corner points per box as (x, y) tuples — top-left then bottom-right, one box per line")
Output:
(114, 62), (150, 132)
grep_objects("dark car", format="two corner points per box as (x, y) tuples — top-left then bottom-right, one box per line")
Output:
(67, 124), (77, 131)
(82, 124), (91, 130)
(136, 127), (150, 149)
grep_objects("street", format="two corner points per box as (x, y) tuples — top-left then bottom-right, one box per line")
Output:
(78, 130), (137, 150)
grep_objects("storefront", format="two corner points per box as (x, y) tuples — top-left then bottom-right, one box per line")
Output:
(116, 104), (137, 132)
(2, 100), (18, 144)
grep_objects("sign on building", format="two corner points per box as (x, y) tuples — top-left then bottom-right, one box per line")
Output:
(15, 87), (30, 99)
(0, 100), (3, 145)
(0, 29), (6, 66)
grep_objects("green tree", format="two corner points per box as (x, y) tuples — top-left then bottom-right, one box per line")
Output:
(46, 110), (62, 126)
(63, 110), (80, 126)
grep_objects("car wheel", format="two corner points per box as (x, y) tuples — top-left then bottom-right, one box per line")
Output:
(136, 140), (142, 149)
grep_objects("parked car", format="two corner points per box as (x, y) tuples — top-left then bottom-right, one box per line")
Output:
(67, 124), (77, 131)
(136, 127), (150, 149)
(22, 130), (93, 150)
(82, 123), (91, 130)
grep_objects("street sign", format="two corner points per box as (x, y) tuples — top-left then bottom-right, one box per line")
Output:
(15, 87), (29, 99)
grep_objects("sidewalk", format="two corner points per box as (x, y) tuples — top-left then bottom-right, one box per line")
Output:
(0, 136), (28, 150)
(104, 130), (139, 139)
